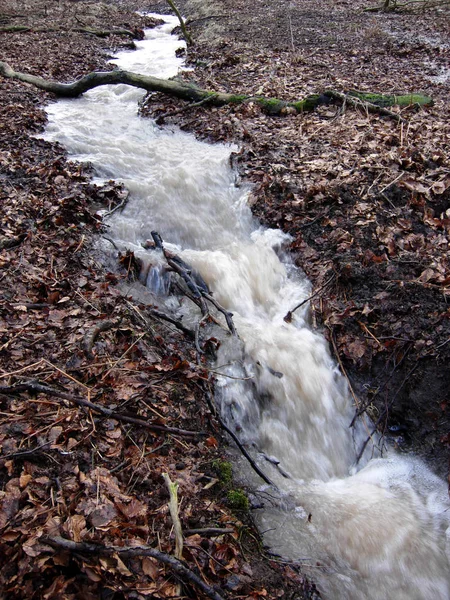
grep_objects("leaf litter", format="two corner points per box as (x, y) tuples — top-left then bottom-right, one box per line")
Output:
(1, 0), (449, 597)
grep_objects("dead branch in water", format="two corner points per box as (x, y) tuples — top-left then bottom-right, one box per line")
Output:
(148, 231), (237, 337)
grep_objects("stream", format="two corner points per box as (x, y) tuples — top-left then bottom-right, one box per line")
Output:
(42, 15), (450, 600)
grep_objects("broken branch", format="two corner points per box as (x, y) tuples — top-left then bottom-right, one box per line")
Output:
(162, 473), (184, 560)
(0, 381), (206, 438)
(284, 274), (335, 322)
(43, 536), (226, 600)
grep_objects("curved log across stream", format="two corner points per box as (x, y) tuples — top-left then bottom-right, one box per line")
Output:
(0, 60), (433, 121)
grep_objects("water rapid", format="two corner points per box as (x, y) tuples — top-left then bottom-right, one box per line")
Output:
(42, 16), (450, 599)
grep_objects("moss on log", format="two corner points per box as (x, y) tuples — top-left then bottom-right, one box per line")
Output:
(348, 91), (433, 107)
(0, 60), (433, 121)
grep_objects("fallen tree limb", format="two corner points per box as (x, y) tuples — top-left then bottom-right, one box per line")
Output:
(43, 536), (226, 600)
(0, 25), (30, 32)
(0, 61), (433, 120)
(0, 381), (206, 438)
(149, 231), (237, 337)
(202, 386), (276, 488)
(147, 307), (195, 339)
(0, 234), (27, 250)
(365, 0), (449, 11)
(162, 473), (184, 560)
(83, 319), (117, 358)
(74, 27), (139, 39)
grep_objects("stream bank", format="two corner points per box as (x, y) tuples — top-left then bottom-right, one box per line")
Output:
(0, 1), (318, 598)
(145, 0), (450, 479)
(0, 0), (450, 596)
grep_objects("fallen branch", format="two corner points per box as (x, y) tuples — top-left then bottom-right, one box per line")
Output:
(0, 25), (30, 32)
(0, 381), (206, 438)
(43, 536), (225, 600)
(156, 93), (218, 124)
(284, 274), (335, 322)
(326, 90), (407, 123)
(0, 61), (433, 120)
(203, 387), (276, 488)
(83, 319), (117, 358)
(365, 0), (449, 11)
(149, 231), (237, 336)
(166, 0), (192, 45)
(74, 27), (139, 39)
(355, 362), (418, 464)
(147, 307), (195, 339)
(184, 527), (234, 536)
(0, 234), (27, 250)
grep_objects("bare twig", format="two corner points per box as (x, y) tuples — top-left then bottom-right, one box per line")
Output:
(0, 381), (206, 438)
(284, 274), (335, 322)
(355, 363), (418, 464)
(43, 536), (225, 600)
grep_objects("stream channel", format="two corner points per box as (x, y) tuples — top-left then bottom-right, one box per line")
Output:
(42, 15), (450, 600)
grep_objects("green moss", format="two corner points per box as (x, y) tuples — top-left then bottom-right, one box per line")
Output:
(291, 94), (321, 112)
(228, 94), (248, 104)
(254, 97), (286, 114)
(349, 91), (433, 107)
(227, 489), (249, 511)
(212, 459), (233, 484)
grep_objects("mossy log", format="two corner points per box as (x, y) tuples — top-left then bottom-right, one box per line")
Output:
(0, 61), (433, 120)
(0, 25), (31, 32)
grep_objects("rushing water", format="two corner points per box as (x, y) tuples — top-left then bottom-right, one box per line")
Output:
(43, 15), (450, 600)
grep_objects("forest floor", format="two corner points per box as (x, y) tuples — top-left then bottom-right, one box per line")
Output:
(0, 0), (449, 599)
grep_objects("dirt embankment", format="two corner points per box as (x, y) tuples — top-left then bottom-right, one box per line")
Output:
(145, 0), (449, 478)
(0, 1), (319, 598)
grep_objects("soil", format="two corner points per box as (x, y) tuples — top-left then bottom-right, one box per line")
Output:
(0, 0), (449, 598)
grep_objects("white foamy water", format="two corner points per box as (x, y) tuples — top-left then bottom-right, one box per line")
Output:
(42, 15), (450, 599)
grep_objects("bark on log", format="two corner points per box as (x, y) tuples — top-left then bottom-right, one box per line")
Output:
(0, 61), (433, 119)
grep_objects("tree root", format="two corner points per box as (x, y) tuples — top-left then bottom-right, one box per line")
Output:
(0, 60), (433, 120)
(43, 536), (226, 600)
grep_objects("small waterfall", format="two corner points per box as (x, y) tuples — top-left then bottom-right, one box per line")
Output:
(42, 15), (450, 600)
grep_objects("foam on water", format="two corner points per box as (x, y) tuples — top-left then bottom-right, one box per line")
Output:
(42, 15), (450, 599)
